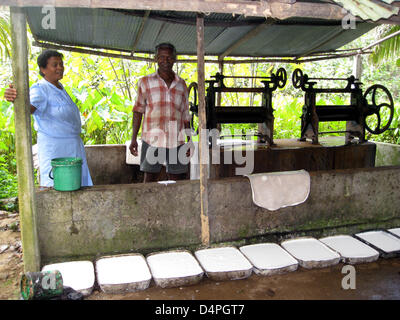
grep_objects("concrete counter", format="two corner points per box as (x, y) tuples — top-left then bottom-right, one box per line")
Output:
(84, 138), (377, 184)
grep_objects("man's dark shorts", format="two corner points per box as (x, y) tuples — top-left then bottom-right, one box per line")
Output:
(140, 140), (189, 174)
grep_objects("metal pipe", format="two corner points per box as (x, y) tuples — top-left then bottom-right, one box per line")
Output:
(33, 40), (372, 65)
(217, 75), (272, 79)
(213, 87), (266, 93)
(361, 29), (400, 52)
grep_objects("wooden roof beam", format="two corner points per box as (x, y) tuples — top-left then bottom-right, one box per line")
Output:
(3, 0), (353, 21)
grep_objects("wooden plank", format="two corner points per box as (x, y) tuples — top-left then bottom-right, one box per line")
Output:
(197, 14), (210, 247)
(33, 41), (226, 64)
(10, 7), (41, 272)
(3, 0), (352, 20)
(33, 41), (155, 62)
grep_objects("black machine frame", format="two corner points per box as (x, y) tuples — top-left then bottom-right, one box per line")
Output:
(292, 68), (394, 145)
(189, 68), (287, 146)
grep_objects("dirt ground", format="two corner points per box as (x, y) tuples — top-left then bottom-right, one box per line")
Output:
(0, 211), (24, 300)
(1, 211), (399, 301)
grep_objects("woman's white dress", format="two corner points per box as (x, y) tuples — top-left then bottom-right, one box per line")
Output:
(30, 78), (93, 187)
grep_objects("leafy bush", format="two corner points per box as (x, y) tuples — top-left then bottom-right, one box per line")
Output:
(367, 102), (400, 144)
(0, 155), (18, 200)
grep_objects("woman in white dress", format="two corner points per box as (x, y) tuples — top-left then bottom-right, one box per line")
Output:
(4, 50), (93, 187)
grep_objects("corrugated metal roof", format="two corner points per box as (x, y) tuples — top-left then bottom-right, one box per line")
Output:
(238, 21), (375, 57)
(332, 0), (400, 21)
(26, 7), (378, 58)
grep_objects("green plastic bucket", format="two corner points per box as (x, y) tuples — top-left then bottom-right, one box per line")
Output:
(49, 157), (82, 191)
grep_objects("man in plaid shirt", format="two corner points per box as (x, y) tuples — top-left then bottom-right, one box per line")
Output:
(129, 43), (194, 182)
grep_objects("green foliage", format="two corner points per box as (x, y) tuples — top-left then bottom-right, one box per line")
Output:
(59, 52), (155, 145)
(8, 221), (19, 232)
(0, 88), (16, 171)
(0, 12), (11, 61)
(369, 25), (400, 66)
(0, 155), (18, 200)
(0, 90), (18, 201)
(367, 102), (400, 144)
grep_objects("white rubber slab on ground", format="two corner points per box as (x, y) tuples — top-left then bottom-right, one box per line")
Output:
(387, 228), (400, 238)
(42, 261), (95, 296)
(95, 254), (151, 293)
(280, 238), (340, 269)
(319, 235), (379, 264)
(194, 247), (253, 281)
(146, 250), (204, 288)
(355, 230), (400, 254)
(239, 243), (298, 275)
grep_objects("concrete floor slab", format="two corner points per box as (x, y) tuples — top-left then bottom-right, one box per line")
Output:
(42, 261), (95, 296)
(194, 247), (253, 281)
(355, 230), (400, 254)
(95, 254), (151, 294)
(319, 235), (379, 264)
(239, 243), (298, 275)
(146, 250), (204, 288)
(280, 237), (340, 269)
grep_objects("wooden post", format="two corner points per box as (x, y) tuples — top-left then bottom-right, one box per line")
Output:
(197, 14), (210, 247)
(10, 7), (41, 272)
(216, 61), (223, 132)
(353, 53), (363, 79)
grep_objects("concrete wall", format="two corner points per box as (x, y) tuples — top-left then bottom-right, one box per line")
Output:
(36, 166), (400, 264)
(36, 181), (201, 264)
(208, 167), (400, 243)
(85, 140), (377, 183)
(375, 141), (400, 167)
(85, 144), (143, 184)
